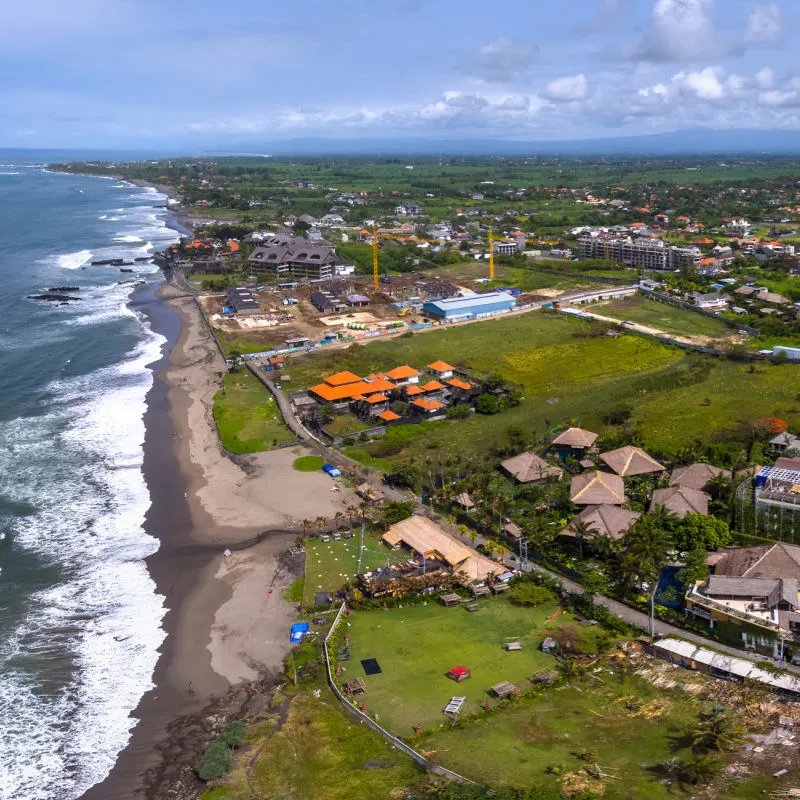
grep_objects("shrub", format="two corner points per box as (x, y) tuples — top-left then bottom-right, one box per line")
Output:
(197, 740), (232, 781)
(219, 721), (246, 748)
(509, 582), (555, 607)
(475, 394), (500, 415)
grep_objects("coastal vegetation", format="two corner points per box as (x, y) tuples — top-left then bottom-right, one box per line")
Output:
(212, 371), (295, 453)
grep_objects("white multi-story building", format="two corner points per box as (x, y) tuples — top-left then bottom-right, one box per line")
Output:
(724, 217), (751, 236)
(493, 239), (520, 256)
(578, 235), (701, 271)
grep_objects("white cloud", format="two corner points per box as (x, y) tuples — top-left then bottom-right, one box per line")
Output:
(470, 38), (537, 83)
(541, 74), (589, 102)
(674, 66), (726, 100)
(747, 3), (783, 43)
(756, 66), (775, 89)
(626, 0), (717, 63)
(759, 90), (800, 107)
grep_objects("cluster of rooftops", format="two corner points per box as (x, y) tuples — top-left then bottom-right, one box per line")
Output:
(308, 361), (471, 421)
(498, 429), (729, 543)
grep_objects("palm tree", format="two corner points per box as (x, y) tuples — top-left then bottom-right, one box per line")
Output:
(333, 512), (345, 533)
(300, 518), (312, 539)
(570, 519), (599, 560)
(315, 516), (327, 535)
(467, 529), (478, 547)
(691, 708), (744, 754)
(457, 524), (468, 539)
(345, 504), (359, 530)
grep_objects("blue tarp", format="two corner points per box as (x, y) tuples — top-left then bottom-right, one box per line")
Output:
(322, 464), (342, 476)
(290, 622), (310, 643)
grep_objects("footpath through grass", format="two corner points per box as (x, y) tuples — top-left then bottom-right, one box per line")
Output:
(212, 371), (295, 453)
(343, 599), (595, 734)
(586, 295), (733, 339)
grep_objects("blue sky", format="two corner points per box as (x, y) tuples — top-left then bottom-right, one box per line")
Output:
(2, 0), (800, 147)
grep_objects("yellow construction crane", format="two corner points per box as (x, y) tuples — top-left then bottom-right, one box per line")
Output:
(488, 227), (495, 280)
(370, 226), (441, 290)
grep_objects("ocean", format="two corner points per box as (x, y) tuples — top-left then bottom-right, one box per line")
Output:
(0, 156), (180, 800)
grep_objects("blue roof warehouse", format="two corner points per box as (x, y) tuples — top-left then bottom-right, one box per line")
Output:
(422, 291), (516, 322)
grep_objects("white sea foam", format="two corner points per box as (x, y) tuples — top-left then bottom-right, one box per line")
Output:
(0, 180), (179, 800)
(0, 171), (21, 175)
(113, 234), (144, 243)
(56, 249), (92, 270)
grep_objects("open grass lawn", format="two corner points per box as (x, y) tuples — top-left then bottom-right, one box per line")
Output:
(342, 599), (597, 734)
(211, 686), (424, 800)
(420, 672), (711, 798)
(304, 532), (407, 606)
(293, 455), (325, 472)
(212, 371), (295, 453)
(632, 359), (800, 453)
(585, 295), (733, 339)
(323, 414), (376, 437)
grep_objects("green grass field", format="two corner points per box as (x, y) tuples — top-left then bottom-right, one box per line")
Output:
(304, 532), (407, 605)
(343, 599), (589, 734)
(586, 295), (733, 338)
(420, 672), (708, 798)
(293, 455), (325, 472)
(212, 371), (295, 453)
(285, 310), (800, 462)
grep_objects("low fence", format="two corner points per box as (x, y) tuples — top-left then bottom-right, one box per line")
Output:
(323, 603), (473, 784)
(319, 424), (388, 444)
(638, 288), (760, 335)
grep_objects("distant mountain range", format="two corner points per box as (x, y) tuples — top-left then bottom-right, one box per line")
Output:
(226, 128), (800, 157)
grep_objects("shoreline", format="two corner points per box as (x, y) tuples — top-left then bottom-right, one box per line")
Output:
(81, 274), (360, 799)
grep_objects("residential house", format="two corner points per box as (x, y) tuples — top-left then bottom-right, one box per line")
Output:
(501, 452), (563, 484)
(410, 397), (446, 418)
(385, 365), (421, 385)
(724, 218), (751, 236)
(428, 360), (455, 380)
(690, 292), (729, 312)
(225, 287), (260, 315)
(310, 290), (345, 313)
(599, 446), (664, 477)
(686, 542), (800, 655)
(564, 504), (641, 542)
(670, 462), (731, 491)
(770, 432), (800, 455)
(346, 294), (370, 307)
(650, 486), (710, 518)
(551, 427), (599, 455)
(492, 239), (519, 256)
(570, 472), (626, 505)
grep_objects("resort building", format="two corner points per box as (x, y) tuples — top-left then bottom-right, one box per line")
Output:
(570, 472), (626, 505)
(249, 235), (353, 280)
(650, 486), (710, 519)
(501, 452), (563, 484)
(382, 516), (501, 587)
(599, 446), (664, 477)
(686, 543), (800, 657)
(564, 504), (640, 541)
